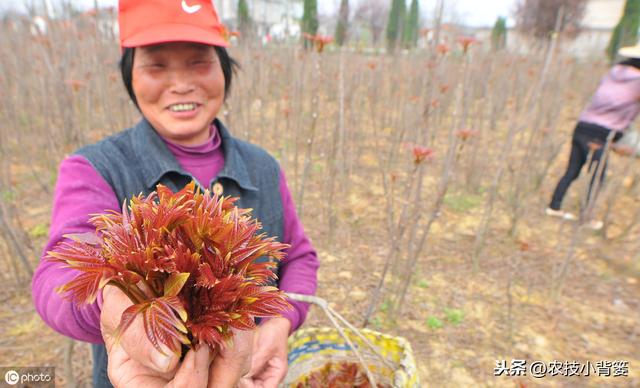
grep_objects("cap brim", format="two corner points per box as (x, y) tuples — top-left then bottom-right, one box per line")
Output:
(122, 23), (229, 48)
(618, 46), (640, 59)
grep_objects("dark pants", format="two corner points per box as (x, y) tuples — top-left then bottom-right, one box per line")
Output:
(92, 344), (113, 388)
(549, 122), (623, 210)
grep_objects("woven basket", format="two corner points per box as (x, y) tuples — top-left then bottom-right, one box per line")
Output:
(282, 294), (420, 388)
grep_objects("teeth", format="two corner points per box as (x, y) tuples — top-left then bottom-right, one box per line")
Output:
(170, 103), (197, 112)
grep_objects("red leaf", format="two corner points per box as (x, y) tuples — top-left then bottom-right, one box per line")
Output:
(196, 263), (218, 288)
(245, 262), (278, 285)
(47, 241), (103, 267)
(64, 232), (102, 245)
(237, 286), (291, 317)
(454, 128), (479, 141)
(412, 146), (434, 165)
(113, 302), (147, 345)
(228, 313), (257, 331)
(55, 270), (112, 304)
(47, 242), (116, 303)
(143, 298), (190, 356)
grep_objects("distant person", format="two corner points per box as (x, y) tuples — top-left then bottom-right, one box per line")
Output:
(546, 44), (640, 229)
(31, 1), (319, 387)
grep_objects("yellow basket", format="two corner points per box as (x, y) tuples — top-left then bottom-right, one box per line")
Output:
(282, 294), (420, 388)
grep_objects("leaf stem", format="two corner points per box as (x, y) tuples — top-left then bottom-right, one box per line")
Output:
(108, 281), (144, 304)
(138, 278), (160, 299)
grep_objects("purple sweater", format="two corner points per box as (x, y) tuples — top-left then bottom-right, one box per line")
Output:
(32, 126), (319, 344)
(579, 64), (640, 132)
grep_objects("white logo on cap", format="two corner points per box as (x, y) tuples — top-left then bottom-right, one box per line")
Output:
(181, 0), (201, 14)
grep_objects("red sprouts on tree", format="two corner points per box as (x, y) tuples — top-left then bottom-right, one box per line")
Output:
(456, 36), (479, 54)
(412, 146), (434, 165)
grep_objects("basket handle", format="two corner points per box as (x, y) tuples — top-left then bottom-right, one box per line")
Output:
(286, 293), (395, 386)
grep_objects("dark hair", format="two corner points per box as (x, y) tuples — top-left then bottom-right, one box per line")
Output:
(119, 45), (239, 109)
(619, 58), (640, 70)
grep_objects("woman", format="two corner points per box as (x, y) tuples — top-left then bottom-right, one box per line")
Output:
(31, 1), (319, 387)
(547, 44), (640, 228)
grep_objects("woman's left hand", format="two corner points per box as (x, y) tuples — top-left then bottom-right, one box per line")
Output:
(238, 317), (291, 388)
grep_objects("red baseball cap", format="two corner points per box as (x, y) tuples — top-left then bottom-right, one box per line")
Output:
(118, 0), (229, 48)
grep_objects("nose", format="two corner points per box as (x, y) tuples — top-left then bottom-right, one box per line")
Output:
(169, 67), (195, 95)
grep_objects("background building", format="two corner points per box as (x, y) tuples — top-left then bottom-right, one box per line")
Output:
(566, 0), (626, 57)
(474, 0), (626, 58)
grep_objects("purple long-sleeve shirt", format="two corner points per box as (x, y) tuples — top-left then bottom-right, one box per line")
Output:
(32, 126), (319, 344)
(579, 64), (640, 132)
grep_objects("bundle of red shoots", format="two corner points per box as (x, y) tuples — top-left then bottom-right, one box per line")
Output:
(296, 362), (388, 388)
(48, 182), (291, 356)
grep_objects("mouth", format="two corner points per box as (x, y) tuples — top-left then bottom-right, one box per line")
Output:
(168, 103), (200, 112)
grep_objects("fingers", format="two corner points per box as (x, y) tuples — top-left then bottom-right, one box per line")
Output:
(107, 346), (212, 388)
(101, 285), (180, 374)
(168, 346), (214, 388)
(106, 333), (214, 388)
(244, 319), (290, 388)
(246, 344), (268, 379)
(207, 329), (254, 388)
(250, 358), (288, 388)
(268, 358), (289, 388)
(106, 343), (171, 388)
(237, 377), (255, 388)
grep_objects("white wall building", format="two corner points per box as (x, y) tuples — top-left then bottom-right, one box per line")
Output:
(474, 0), (626, 58)
(583, 0), (626, 30)
(565, 0), (625, 57)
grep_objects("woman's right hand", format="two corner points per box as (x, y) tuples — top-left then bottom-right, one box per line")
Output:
(100, 285), (253, 388)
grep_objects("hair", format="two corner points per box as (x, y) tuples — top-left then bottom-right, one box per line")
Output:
(619, 57), (640, 70)
(119, 45), (240, 110)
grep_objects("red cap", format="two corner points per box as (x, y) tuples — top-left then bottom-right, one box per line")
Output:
(118, 0), (229, 48)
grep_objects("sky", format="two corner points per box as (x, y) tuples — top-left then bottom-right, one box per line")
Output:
(321, 0), (516, 27)
(5, 0), (517, 28)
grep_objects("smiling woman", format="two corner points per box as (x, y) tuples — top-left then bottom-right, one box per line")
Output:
(131, 42), (227, 146)
(30, 1), (319, 388)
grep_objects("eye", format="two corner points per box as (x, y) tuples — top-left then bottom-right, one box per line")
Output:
(191, 60), (213, 66)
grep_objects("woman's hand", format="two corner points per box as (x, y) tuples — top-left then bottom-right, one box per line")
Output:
(207, 328), (254, 387)
(239, 317), (291, 388)
(101, 285), (254, 388)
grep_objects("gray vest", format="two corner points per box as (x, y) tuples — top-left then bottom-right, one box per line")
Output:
(80, 118), (284, 388)
(75, 118), (284, 244)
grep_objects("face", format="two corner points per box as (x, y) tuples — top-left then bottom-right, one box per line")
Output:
(132, 42), (225, 146)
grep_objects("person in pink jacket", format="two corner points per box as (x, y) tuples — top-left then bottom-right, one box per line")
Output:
(547, 45), (640, 229)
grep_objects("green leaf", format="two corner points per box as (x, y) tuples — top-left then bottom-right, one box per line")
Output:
(371, 317), (383, 330)
(164, 272), (190, 297)
(444, 308), (464, 326)
(417, 279), (429, 289)
(1, 190), (15, 202)
(444, 193), (482, 213)
(29, 224), (49, 239)
(426, 316), (443, 330)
